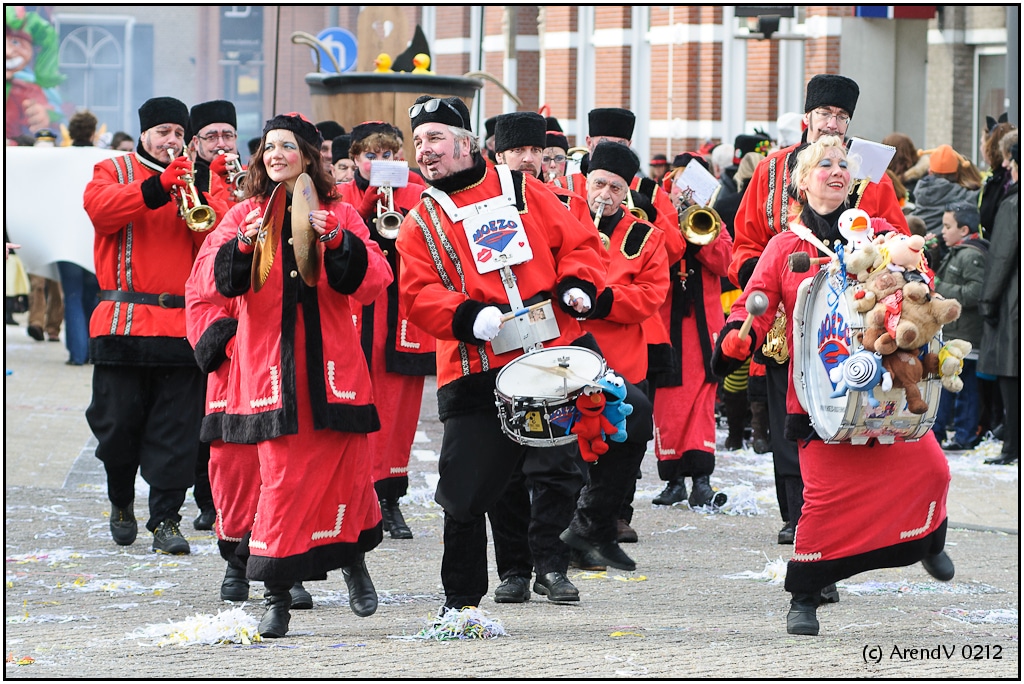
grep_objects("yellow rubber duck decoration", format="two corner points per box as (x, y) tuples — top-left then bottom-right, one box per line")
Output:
(374, 53), (393, 73)
(411, 53), (432, 74)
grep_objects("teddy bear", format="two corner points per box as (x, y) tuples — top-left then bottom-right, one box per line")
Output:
(571, 386), (617, 463)
(880, 349), (933, 414)
(597, 370), (632, 443)
(936, 339), (972, 393)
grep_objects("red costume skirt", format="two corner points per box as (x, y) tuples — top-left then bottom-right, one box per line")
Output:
(245, 309), (382, 583)
(785, 431), (950, 593)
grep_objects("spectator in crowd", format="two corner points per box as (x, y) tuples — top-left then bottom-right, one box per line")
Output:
(931, 202), (988, 450)
(59, 109), (102, 365)
(977, 140), (1019, 466)
(911, 144), (980, 260)
(110, 131), (134, 152)
(882, 132), (929, 204)
(26, 128), (63, 343)
(979, 125), (1018, 240)
(649, 153), (669, 184)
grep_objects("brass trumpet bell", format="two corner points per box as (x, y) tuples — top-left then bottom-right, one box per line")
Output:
(624, 190), (648, 222)
(679, 204), (722, 246)
(375, 185), (402, 240)
(169, 148), (217, 232)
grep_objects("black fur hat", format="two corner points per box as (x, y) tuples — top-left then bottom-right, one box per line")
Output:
(410, 95), (471, 133)
(545, 116), (568, 150)
(189, 100), (237, 137)
(493, 112), (546, 153)
(316, 120), (345, 141)
(732, 133), (772, 165)
(331, 135), (352, 164)
(803, 74), (859, 116)
(139, 96), (189, 132)
(588, 141), (639, 183)
(263, 112), (322, 147)
(588, 107), (635, 140)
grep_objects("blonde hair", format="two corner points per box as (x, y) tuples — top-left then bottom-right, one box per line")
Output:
(788, 136), (858, 223)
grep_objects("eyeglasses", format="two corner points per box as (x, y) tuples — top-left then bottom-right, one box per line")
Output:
(408, 98), (465, 127)
(542, 155), (567, 164)
(812, 109), (851, 126)
(198, 130), (237, 142)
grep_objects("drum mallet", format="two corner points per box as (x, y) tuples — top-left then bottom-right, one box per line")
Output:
(788, 253), (833, 273)
(738, 291), (770, 341)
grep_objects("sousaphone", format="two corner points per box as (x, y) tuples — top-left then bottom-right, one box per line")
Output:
(291, 173), (323, 287)
(251, 182), (287, 293)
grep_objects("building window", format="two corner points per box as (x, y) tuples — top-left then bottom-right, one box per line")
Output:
(56, 17), (132, 134)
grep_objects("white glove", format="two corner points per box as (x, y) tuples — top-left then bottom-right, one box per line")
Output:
(562, 287), (592, 314)
(472, 306), (504, 341)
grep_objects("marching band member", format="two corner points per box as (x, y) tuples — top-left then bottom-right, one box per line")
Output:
(484, 111), (591, 604)
(729, 74), (910, 547)
(713, 135), (952, 637)
(652, 166), (734, 509)
(397, 95), (605, 614)
(191, 112), (392, 638)
(331, 134), (355, 184)
(561, 141), (668, 572)
(338, 120), (432, 539)
(83, 97), (206, 556)
(542, 116), (569, 182)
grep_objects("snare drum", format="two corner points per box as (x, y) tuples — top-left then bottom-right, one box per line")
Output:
(792, 269), (940, 445)
(494, 346), (607, 446)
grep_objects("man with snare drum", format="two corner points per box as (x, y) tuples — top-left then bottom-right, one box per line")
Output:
(397, 95), (607, 614)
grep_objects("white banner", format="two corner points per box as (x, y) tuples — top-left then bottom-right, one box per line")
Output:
(5, 146), (125, 278)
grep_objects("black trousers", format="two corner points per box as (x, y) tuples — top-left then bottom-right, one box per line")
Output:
(998, 376), (1019, 459)
(193, 440), (213, 512)
(569, 380), (653, 543)
(766, 361), (800, 521)
(488, 441), (583, 580)
(86, 364), (203, 532)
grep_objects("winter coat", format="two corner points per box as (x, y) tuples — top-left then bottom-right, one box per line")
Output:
(911, 174), (980, 236)
(933, 236), (988, 349)
(978, 165), (1012, 239)
(977, 184), (1019, 378)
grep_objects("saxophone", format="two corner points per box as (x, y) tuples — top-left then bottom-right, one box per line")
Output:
(761, 305), (790, 363)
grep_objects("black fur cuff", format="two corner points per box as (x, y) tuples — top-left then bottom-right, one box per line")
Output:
(555, 276), (599, 318)
(215, 239), (252, 297)
(710, 319), (746, 380)
(193, 317), (238, 373)
(141, 175), (172, 210)
(325, 231), (369, 294)
(452, 299), (490, 345)
(737, 257), (758, 290)
(590, 287), (614, 319)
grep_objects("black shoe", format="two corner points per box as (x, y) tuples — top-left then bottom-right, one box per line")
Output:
(193, 508), (216, 531)
(991, 423), (1004, 441)
(616, 519), (638, 544)
(533, 572), (580, 603)
(290, 581), (313, 609)
(724, 434), (744, 451)
(258, 588), (291, 638)
(559, 528), (636, 572)
(921, 551), (955, 581)
(493, 576), (531, 603)
(752, 436), (770, 454)
(27, 325), (44, 341)
(109, 503), (138, 546)
(652, 480), (687, 506)
(152, 519), (190, 555)
(342, 554), (377, 617)
(777, 522), (795, 545)
(819, 583), (840, 604)
(688, 476), (726, 509)
(569, 548), (607, 572)
(787, 593), (820, 636)
(380, 499), (413, 539)
(220, 563), (249, 602)
(984, 453), (1019, 466)
(941, 439), (972, 452)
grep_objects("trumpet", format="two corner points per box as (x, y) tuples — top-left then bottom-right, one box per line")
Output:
(219, 150), (246, 201)
(168, 148), (216, 232)
(678, 204), (722, 246)
(567, 146), (589, 163)
(592, 199), (611, 250)
(624, 190), (648, 221)
(375, 185), (403, 240)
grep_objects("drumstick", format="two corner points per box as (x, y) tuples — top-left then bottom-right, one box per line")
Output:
(738, 291), (769, 340)
(789, 223), (838, 260)
(514, 360), (605, 389)
(500, 299), (551, 323)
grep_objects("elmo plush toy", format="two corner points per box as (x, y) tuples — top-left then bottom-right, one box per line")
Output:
(571, 386), (617, 463)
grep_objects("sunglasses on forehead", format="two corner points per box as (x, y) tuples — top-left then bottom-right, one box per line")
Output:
(408, 98), (465, 126)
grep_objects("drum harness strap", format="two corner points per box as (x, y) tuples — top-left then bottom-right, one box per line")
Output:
(423, 165), (543, 354)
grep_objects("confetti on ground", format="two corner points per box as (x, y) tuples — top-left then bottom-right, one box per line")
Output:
(605, 653), (648, 676)
(609, 630), (645, 638)
(937, 608), (1017, 625)
(5, 652), (35, 666)
(61, 578), (177, 595)
(7, 612), (96, 625)
(723, 556), (788, 584)
(130, 606), (262, 646)
(716, 483), (775, 517)
(839, 580), (1004, 596)
(392, 607), (508, 641)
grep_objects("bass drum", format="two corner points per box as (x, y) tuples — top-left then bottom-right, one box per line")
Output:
(791, 268), (940, 445)
(493, 345), (606, 447)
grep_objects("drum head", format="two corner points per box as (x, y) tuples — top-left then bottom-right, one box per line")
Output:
(495, 346), (606, 400)
(292, 173), (323, 287)
(251, 183), (286, 293)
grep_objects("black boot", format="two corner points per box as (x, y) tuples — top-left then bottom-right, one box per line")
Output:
(750, 400), (770, 454)
(787, 592), (820, 635)
(688, 475), (727, 509)
(380, 499), (413, 539)
(778, 476), (804, 545)
(258, 584), (292, 638)
(342, 553), (378, 617)
(722, 389), (748, 451)
(219, 562), (249, 602)
(652, 478), (687, 506)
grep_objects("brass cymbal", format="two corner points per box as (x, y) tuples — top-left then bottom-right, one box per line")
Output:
(291, 173), (323, 287)
(251, 182), (286, 293)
